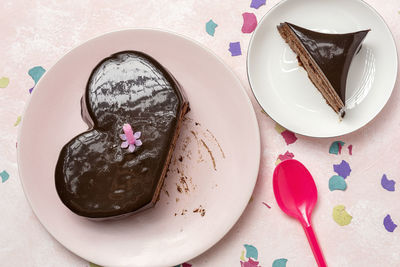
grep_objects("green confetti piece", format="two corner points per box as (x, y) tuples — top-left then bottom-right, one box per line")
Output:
(329, 141), (345, 155)
(14, 116), (21, 127)
(205, 19), (218, 36)
(244, 244), (258, 260)
(89, 263), (102, 267)
(329, 175), (347, 191)
(332, 205), (352, 226)
(0, 170), (10, 183)
(0, 77), (10, 88)
(272, 258), (288, 267)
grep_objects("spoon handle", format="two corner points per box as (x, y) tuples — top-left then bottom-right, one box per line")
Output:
(302, 224), (327, 267)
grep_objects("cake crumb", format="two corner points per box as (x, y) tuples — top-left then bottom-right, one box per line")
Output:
(176, 198), (179, 202)
(193, 205), (206, 217)
(174, 213), (177, 216)
(181, 209), (188, 215)
(178, 156), (183, 162)
(177, 184), (183, 193)
(165, 190), (170, 197)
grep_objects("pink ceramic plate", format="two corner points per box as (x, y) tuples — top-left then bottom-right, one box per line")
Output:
(17, 29), (260, 267)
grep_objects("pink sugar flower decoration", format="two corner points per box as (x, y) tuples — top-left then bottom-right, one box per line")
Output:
(120, 123), (142, 153)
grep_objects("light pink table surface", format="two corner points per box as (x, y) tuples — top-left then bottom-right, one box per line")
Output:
(1, 0), (399, 266)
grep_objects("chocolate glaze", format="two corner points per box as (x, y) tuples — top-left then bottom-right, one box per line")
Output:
(286, 22), (369, 103)
(55, 51), (188, 219)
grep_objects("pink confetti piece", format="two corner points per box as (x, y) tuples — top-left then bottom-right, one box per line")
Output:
(262, 202), (271, 208)
(348, 144), (353, 155)
(241, 258), (260, 267)
(241, 12), (257, 34)
(278, 151), (294, 161)
(281, 130), (297, 145)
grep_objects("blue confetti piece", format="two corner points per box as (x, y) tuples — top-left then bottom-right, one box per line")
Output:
(205, 19), (218, 36)
(381, 174), (395, 191)
(244, 244), (258, 260)
(0, 170), (10, 183)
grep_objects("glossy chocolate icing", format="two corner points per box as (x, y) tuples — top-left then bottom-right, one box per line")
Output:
(55, 51), (188, 218)
(286, 23), (369, 103)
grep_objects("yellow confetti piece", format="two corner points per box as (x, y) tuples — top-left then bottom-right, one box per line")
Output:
(240, 250), (246, 261)
(332, 205), (352, 226)
(0, 77), (9, 88)
(89, 263), (102, 267)
(14, 116), (21, 127)
(274, 123), (286, 134)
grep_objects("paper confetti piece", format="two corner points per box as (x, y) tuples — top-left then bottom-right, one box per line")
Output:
(250, 0), (266, 9)
(205, 19), (218, 36)
(174, 264), (192, 267)
(275, 151), (294, 165)
(329, 175), (347, 191)
(329, 141), (345, 155)
(229, 42), (242, 56)
(272, 258), (288, 267)
(14, 116), (21, 127)
(281, 130), (297, 145)
(262, 202), (271, 208)
(241, 13), (257, 34)
(28, 66), (46, 94)
(274, 123), (286, 134)
(332, 205), (352, 226)
(0, 170), (10, 183)
(383, 214), (397, 232)
(244, 244), (258, 260)
(333, 160), (351, 179)
(89, 263), (102, 267)
(348, 144), (353, 155)
(381, 174), (395, 192)
(240, 244), (260, 267)
(0, 77), (10, 88)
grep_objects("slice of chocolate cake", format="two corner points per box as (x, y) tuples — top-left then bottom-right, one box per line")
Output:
(55, 51), (189, 219)
(277, 22), (369, 117)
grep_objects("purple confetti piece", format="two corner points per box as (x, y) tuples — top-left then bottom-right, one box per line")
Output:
(228, 42), (242, 56)
(381, 174), (395, 191)
(29, 87), (34, 94)
(250, 0), (266, 9)
(333, 160), (351, 179)
(383, 214), (397, 232)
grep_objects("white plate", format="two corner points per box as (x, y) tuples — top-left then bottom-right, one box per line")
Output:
(247, 0), (398, 137)
(17, 29), (260, 267)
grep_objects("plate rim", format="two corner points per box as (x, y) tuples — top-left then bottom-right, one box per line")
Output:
(16, 28), (261, 266)
(246, 0), (398, 138)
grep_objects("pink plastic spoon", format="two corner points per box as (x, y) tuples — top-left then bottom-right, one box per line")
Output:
(273, 159), (327, 267)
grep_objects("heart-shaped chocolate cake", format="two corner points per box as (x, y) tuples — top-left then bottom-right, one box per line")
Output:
(55, 51), (189, 219)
